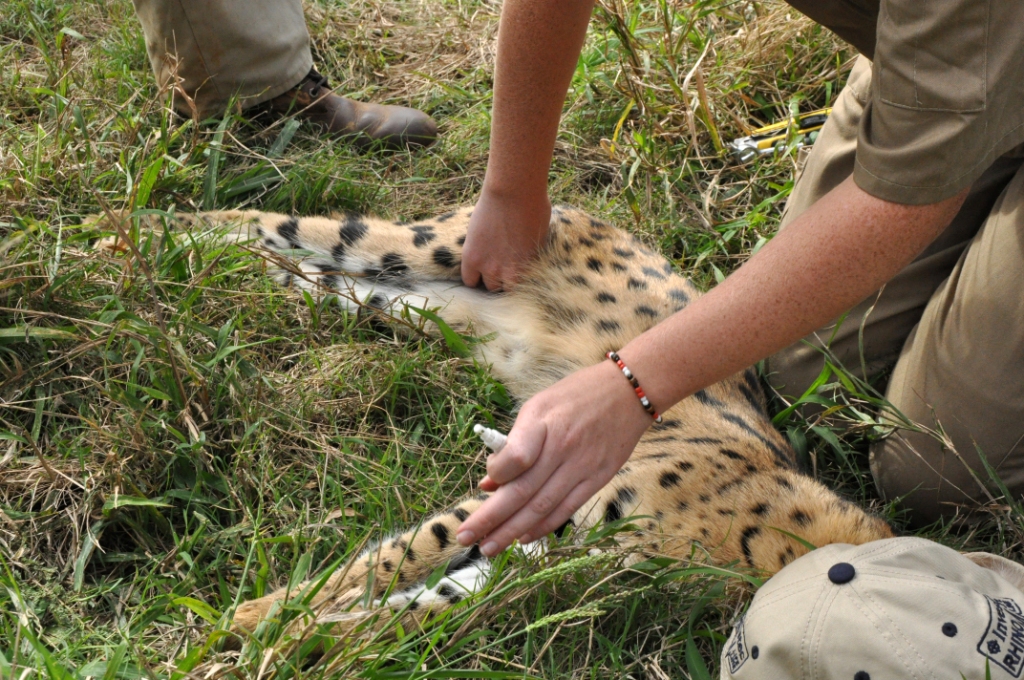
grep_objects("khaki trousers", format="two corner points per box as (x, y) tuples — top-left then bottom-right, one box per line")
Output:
(768, 57), (1024, 526)
(132, 0), (313, 118)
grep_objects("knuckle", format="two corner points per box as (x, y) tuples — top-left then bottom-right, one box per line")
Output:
(505, 448), (532, 469)
(529, 494), (557, 517)
(507, 481), (534, 506)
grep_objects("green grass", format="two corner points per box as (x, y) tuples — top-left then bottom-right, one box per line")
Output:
(3, 0), (1023, 677)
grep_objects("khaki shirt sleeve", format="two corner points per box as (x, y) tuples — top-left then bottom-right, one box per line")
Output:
(853, 0), (1024, 205)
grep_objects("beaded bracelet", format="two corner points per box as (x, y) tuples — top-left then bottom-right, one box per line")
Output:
(606, 351), (663, 423)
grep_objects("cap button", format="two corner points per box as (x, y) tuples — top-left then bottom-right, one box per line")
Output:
(828, 562), (856, 584)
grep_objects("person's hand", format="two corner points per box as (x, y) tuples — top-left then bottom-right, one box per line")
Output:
(460, 187), (551, 291)
(455, 357), (653, 556)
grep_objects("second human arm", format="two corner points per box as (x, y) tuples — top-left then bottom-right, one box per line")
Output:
(460, 0), (597, 290)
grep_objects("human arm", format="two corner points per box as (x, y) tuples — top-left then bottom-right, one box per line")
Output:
(460, 0), (596, 291)
(457, 176), (969, 556)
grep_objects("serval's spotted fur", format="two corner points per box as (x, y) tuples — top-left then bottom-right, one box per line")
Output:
(92, 205), (893, 644)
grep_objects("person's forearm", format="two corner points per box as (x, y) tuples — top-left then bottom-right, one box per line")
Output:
(484, 0), (595, 199)
(619, 177), (969, 408)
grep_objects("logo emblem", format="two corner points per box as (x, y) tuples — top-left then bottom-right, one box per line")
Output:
(978, 595), (1024, 677)
(725, 616), (750, 674)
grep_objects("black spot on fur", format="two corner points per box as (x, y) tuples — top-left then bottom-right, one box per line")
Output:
(579, 237), (595, 248)
(433, 246), (457, 269)
(589, 218), (607, 229)
(586, 257), (603, 272)
(740, 526), (761, 566)
(678, 501), (690, 512)
(277, 217), (302, 249)
(411, 225), (436, 247)
(683, 437), (722, 445)
(437, 583), (461, 603)
(721, 412), (793, 468)
(720, 448), (746, 461)
(465, 544), (482, 562)
(366, 294), (387, 310)
(382, 252), (410, 278)
(718, 508), (736, 516)
(744, 368), (760, 393)
(659, 471), (681, 488)
(559, 215), (571, 225)
(617, 487), (636, 504)
(605, 500), (623, 524)
(451, 507), (469, 522)
(738, 381), (765, 413)
(456, 234), (466, 246)
(541, 302), (588, 329)
(627, 277), (648, 291)
(662, 261), (674, 275)
(634, 305), (659, 318)
(282, 273), (294, 288)
(693, 389), (725, 408)
(319, 275), (338, 290)
(596, 319), (621, 333)
(746, 464), (758, 474)
(651, 419), (680, 431)
(646, 435), (678, 443)
(382, 559), (393, 572)
(791, 510), (811, 527)
(699, 494), (711, 503)
(776, 476), (794, 491)
(751, 503), (770, 516)
(677, 461), (694, 472)
(590, 230), (608, 241)
(639, 452), (671, 460)
(613, 247), (635, 259)
(701, 528), (710, 537)
(338, 214), (368, 246)
(641, 266), (666, 280)
(436, 211), (456, 222)
(668, 288), (690, 304)
(431, 522), (450, 550)
(407, 600), (420, 611)
(597, 292), (617, 304)
(611, 262), (628, 272)
(567, 274), (589, 287)
(717, 477), (745, 495)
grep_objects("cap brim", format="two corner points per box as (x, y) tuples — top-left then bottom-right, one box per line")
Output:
(962, 551), (1024, 591)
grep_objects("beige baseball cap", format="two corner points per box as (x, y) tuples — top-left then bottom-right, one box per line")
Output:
(721, 536), (1024, 680)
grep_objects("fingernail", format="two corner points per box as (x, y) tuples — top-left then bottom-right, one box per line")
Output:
(481, 541), (498, 557)
(457, 531), (475, 546)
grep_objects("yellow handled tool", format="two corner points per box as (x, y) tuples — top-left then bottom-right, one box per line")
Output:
(728, 108), (831, 162)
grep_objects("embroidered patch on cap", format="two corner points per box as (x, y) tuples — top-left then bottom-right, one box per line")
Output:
(725, 616), (750, 674)
(978, 595), (1024, 677)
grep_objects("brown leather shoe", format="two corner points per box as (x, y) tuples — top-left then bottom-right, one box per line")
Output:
(266, 69), (437, 149)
